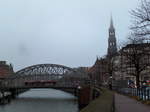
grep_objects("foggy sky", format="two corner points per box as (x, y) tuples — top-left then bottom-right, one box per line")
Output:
(0, 0), (138, 71)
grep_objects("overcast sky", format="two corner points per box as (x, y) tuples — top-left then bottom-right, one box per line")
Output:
(0, 0), (138, 71)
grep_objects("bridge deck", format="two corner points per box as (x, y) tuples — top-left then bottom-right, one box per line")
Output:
(0, 86), (78, 90)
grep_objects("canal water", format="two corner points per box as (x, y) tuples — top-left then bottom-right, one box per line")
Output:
(0, 89), (79, 112)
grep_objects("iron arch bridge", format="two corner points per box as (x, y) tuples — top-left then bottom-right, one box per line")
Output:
(16, 64), (74, 75)
(2, 64), (89, 89)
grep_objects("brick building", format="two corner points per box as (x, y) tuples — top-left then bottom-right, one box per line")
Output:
(0, 61), (14, 79)
(113, 43), (150, 82)
(88, 57), (109, 85)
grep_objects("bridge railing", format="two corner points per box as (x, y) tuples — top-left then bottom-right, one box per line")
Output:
(0, 70), (92, 89)
(0, 78), (92, 89)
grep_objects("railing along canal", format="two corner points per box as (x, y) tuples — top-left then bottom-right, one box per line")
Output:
(117, 87), (150, 101)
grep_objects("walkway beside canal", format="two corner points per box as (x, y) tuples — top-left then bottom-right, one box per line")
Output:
(115, 93), (150, 112)
(80, 88), (113, 112)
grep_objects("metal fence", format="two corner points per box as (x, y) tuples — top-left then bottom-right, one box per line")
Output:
(118, 88), (150, 100)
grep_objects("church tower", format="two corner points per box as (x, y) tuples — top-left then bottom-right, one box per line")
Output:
(107, 16), (117, 58)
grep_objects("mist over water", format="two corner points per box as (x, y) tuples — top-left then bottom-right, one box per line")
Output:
(0, 89), (78, 112)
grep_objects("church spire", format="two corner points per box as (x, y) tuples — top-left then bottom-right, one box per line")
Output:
(107, 15), (117, 58)
(110, 15), (114, 30)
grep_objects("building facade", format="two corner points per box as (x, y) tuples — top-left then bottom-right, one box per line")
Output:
(114, 43), (150, 81)
(0, 61), (14, 79)
(88, 57), (109, 85)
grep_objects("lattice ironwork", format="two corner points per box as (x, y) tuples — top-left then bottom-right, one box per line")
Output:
(16, 64), (75, 76)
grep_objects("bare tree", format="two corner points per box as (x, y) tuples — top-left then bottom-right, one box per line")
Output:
(120, 36), (150, 87)
(130, 0), (150, 39)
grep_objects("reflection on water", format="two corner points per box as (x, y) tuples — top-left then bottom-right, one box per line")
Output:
(0, 89), (78, 112)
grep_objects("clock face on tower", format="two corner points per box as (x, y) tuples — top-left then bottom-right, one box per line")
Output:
(110, 32), (114, 35)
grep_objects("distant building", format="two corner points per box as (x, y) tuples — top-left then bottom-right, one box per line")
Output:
(88, 57), (109, 85)
(0, 61), (14, 79)
(114, 43), (150, 81)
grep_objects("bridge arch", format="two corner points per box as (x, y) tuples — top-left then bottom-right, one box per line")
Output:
(4, 64), (84, 89)
(16, 64), (76, 76)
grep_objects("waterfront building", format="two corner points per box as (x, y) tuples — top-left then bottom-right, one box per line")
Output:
(0, 61), (14, 79)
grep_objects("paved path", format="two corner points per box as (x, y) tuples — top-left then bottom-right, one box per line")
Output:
(115, 93), (150, 112)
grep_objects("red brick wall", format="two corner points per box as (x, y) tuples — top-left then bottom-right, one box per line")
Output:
(79, 86), (91, 105)
(0, 65), (13, 78)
